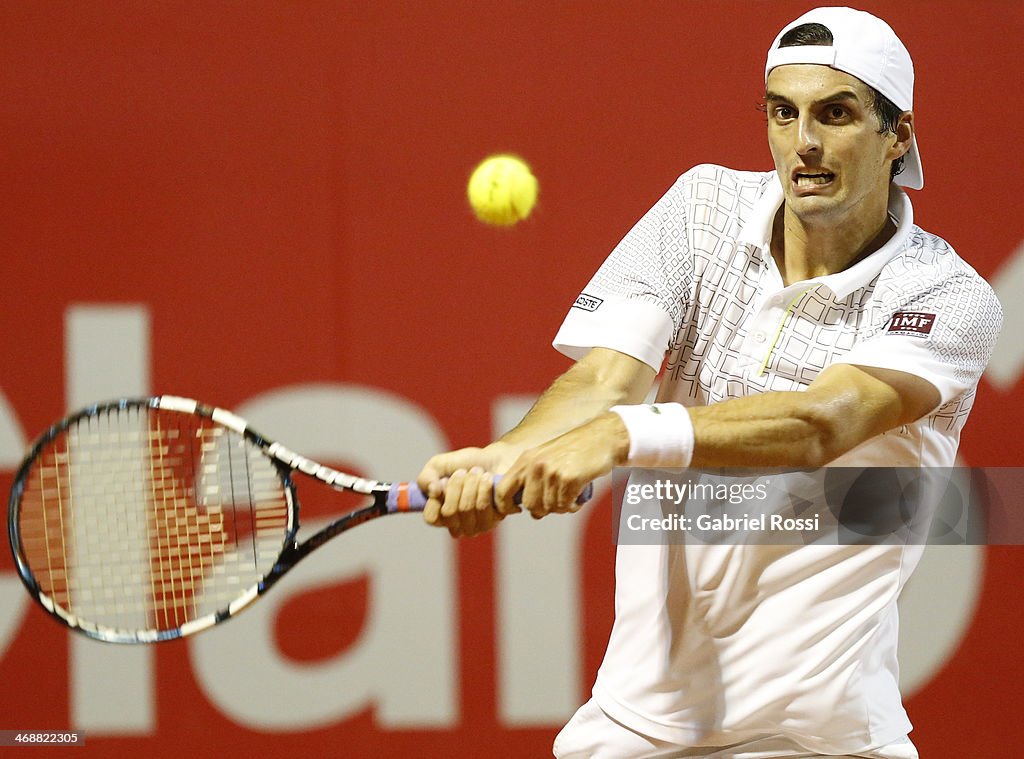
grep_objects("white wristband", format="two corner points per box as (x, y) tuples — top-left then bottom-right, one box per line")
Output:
(609, 403), (695, 469)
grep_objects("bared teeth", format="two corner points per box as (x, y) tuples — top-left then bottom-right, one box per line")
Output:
(796, 173), (833, 185)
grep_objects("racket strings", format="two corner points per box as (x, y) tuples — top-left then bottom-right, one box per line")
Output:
(16, 407), (292, 636)
(148, 413), (223, 632)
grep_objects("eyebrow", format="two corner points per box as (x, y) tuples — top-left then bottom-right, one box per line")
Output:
(764, 89), (862, 106)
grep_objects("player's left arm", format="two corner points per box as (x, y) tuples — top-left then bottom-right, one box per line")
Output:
(511, 270), (1001, 515)
(684, 363), (939, 467)
(503, 363), (938, 514)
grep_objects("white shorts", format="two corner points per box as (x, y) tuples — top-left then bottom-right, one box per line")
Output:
(552, 699), (920, 759)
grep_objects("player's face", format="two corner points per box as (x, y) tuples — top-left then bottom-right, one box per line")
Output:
(765, 65), (908, 226)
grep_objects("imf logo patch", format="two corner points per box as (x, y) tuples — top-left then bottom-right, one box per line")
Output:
(887, 311), (937, 337)
(572, 293), (604, 312)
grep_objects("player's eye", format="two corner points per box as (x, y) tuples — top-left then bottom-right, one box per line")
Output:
(773, 105), (796, 121)
(825, 105), (850, 122)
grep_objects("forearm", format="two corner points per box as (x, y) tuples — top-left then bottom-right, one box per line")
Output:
(496, 348), (654, 452)
(612, 364), (929, 470)
(688, 391), (836, 468)
(418, 348), (655, 532)
(607, 391), (846, 471)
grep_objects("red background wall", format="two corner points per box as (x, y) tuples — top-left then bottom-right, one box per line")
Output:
(1, 2), (1021, 756)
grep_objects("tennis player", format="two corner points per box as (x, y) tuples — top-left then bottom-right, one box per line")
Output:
(418, 7), (1001, 758)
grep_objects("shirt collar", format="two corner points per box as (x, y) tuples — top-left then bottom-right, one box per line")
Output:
(738, 172), (915, 299)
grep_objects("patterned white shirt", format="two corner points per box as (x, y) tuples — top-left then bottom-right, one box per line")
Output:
(551, 165), (1002, 753)
(556, 164), (1002, 464)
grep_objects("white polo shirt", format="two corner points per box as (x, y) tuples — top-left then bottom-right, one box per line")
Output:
(552, 165), (1002, 753)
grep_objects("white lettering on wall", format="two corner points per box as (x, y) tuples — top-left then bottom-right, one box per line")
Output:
(493, 395), (587, 725)
(0, 311), (994, 733)
(66, 305), (155, 735)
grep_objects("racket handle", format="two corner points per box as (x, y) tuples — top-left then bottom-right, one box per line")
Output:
(386, 477), (595, 513)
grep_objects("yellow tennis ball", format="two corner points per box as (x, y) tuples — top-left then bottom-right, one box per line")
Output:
(467, 155), (538, 227)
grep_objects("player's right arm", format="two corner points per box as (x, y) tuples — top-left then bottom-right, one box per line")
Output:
(418, 347), (654, 537)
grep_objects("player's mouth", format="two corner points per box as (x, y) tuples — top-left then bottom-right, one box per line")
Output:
(791, 169), (835, 193)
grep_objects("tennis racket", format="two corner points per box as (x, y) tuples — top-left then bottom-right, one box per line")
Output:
(7, 395), (593, 644)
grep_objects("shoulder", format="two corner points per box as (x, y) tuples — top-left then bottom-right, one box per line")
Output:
(673, 164), (773, 195)
(664, 165), (776, 221)
(884, 227), (1000, 302)
(876, 226), (1003, 331)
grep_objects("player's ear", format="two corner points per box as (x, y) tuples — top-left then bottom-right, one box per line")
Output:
(889, 111), (914, 161)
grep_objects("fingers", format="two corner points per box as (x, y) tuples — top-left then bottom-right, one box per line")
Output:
(421, 477), (447, 527)
(417, 435), (599, 535)
(437, 469), (467, 531)
(417, 447), (483, 495)
(428, 468), (505, 538)
(505, 417), (622, 517)
(493, 471), (523, 517)
(419, 448), (484, 533)
(500, 453), (588, 520)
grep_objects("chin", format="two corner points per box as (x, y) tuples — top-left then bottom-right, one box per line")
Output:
(785, 192), (842, 220)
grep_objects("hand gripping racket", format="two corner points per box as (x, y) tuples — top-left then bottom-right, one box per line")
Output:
(7, 396), (592, 644)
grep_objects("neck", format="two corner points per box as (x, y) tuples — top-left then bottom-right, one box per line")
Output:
(770, 190), (895, 286)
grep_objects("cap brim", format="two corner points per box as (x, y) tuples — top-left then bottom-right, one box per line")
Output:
(896, 135), (923, 190)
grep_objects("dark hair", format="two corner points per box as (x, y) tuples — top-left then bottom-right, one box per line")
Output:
(776, 23), (906, 180)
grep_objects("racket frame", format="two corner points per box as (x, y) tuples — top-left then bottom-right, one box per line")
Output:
(7, 396), (412, 644)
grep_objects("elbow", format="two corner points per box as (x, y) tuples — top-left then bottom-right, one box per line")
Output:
(577, 348), (657, 405)
(795, 395), (876, 467)
(788, 418), (833, 468)
(800, 438), (834, 469)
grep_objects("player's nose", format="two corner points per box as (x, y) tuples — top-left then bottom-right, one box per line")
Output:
(796, 115), (822, 155)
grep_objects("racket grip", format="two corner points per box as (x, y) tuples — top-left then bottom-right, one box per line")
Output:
(386, 477), (595, 514)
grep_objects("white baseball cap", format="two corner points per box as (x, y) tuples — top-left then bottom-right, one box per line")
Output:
(765, 6), (923, 190)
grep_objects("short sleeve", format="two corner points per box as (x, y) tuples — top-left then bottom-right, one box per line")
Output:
(552, 171), (698, 370)
(834, 271), (1003, 406)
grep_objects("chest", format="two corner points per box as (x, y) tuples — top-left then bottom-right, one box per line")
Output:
(660, 243), (873, 404)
